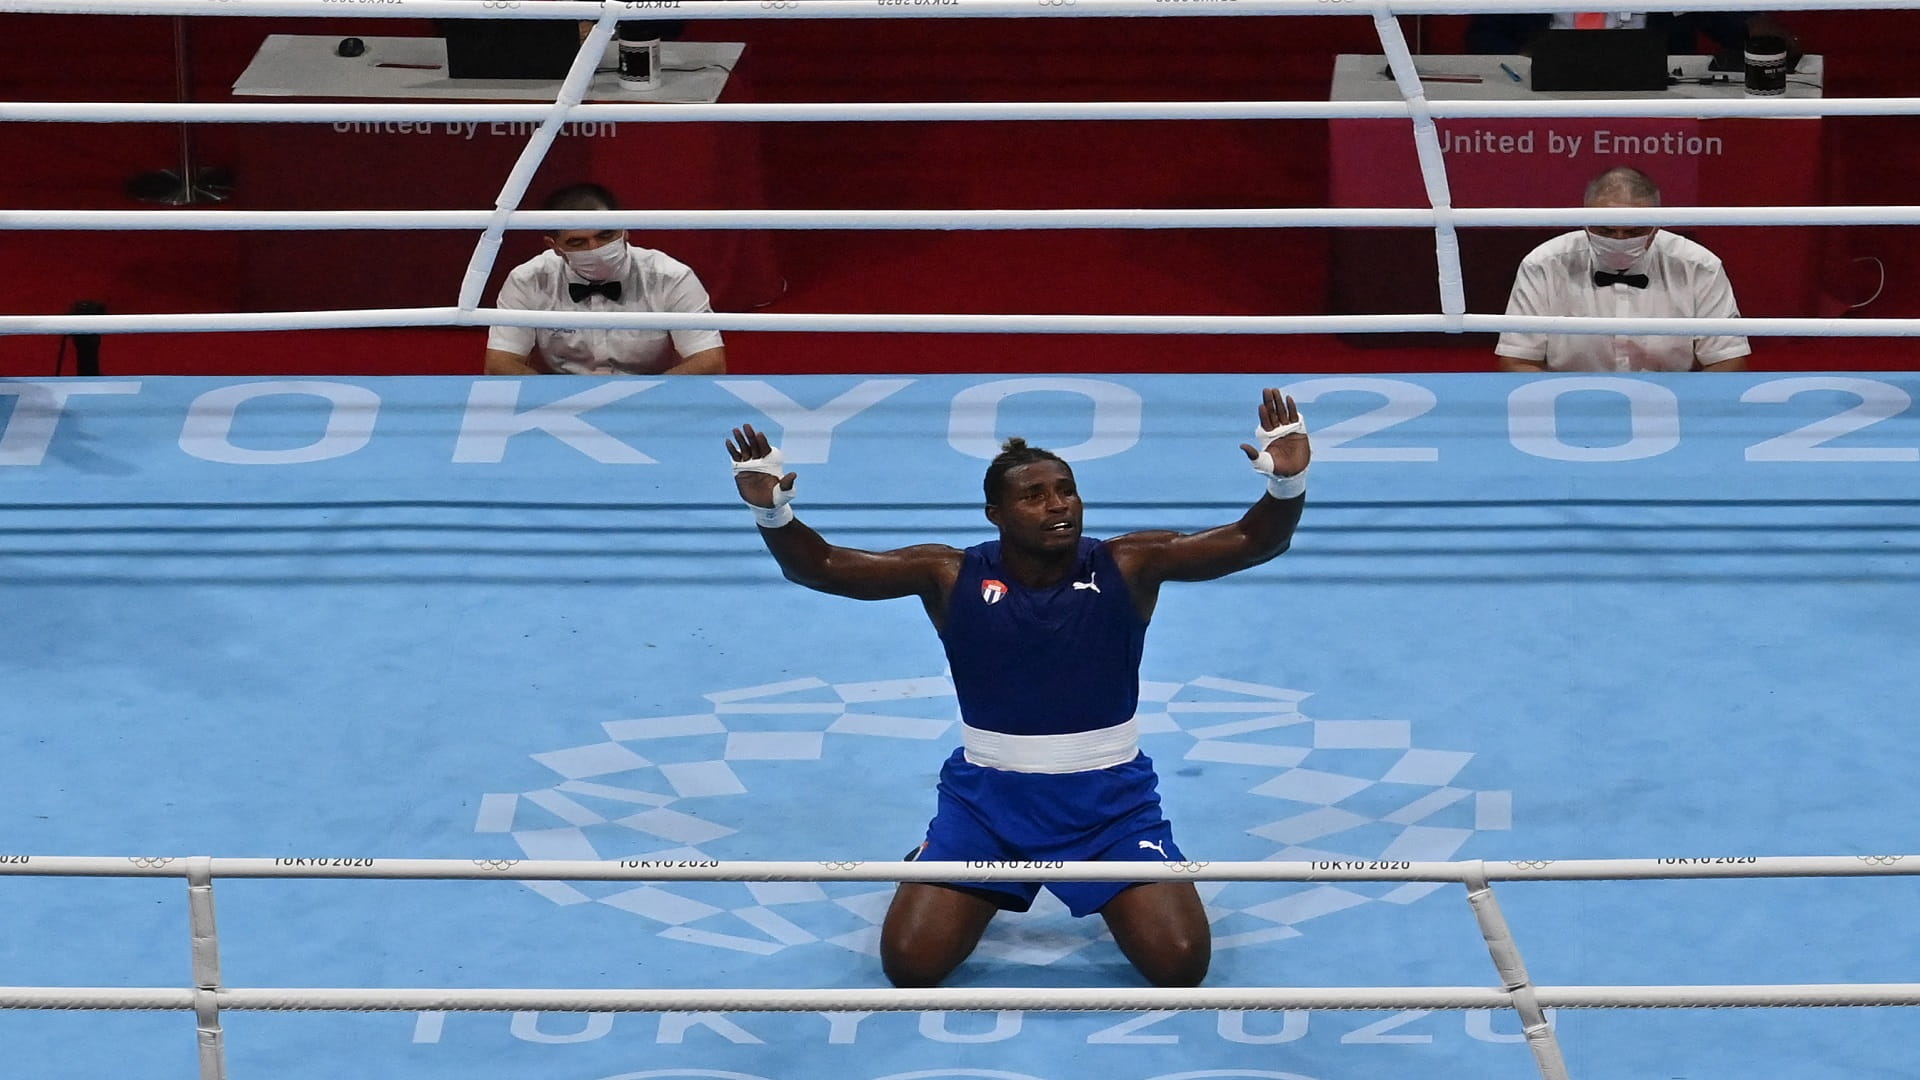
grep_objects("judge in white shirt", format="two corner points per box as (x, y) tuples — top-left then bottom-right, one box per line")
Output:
(1495, 166), (1750, 373)
(484, 183), (727, 376)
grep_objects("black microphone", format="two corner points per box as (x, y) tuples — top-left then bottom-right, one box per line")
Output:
(69, 300), (105, 376)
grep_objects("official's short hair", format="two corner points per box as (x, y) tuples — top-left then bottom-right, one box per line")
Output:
(540, 183), (620, 236)
(984, 437), (1070, 505)
(1584, 166), (1662, 207)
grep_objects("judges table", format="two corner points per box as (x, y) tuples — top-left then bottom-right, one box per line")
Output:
(227, 34), (779, 315)
(1328, 53), (1828, 325)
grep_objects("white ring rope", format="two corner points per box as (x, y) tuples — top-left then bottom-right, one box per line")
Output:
(1, 855), (1913, 881)
(4, 852), (1917, 1080)
(2, 0), (1914, 18)
(9, 984), (1920, 1013)
(0, 208), (1445, 230)
(17, 207), (1920, 230)
(8, 309), (1920, 337)
(6, 98), (1916, 123)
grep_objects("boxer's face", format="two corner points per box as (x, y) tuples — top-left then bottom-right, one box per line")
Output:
(986, 460), (1082, 553)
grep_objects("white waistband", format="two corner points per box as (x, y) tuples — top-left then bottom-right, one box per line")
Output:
(961, 718), (1140, 774)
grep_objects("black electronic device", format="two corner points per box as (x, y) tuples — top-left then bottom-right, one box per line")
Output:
(1529, 29), (1670, 92)
(439, 19), (584, 80)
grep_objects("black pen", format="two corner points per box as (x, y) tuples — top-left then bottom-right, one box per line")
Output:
(1498, 62), (1524, 83)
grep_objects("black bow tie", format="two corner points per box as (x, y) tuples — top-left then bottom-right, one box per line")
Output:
(1593, 270), (1649, 289)
(568, 280), (623, 303)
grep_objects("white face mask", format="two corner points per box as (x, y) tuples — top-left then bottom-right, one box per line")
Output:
(1586, 229), (1655, 272)
(563, 236), (632, 282)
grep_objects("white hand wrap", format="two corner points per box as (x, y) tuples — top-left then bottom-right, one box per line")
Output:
(732, 444), (796, 528)
(1250, 413), (1308, 500)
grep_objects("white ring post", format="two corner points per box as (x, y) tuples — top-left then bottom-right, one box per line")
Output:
(1463, 862), (1569, 1080)
(185, 856), (227, 1080)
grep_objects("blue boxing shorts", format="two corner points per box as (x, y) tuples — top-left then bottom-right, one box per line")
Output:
(908, 747), (1187, 918)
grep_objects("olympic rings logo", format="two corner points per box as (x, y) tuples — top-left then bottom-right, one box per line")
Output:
(1857, 855), (1905, 866)
(1169, 860), (1210, 874)
(128, 856), (175, 869)
(1037, 0), (1078, 6)
(761, 0), (800, 8)
(818, 861), (865, 871)
(481, 1), (520, 8)
(1509, 860), (1555, 870)
(472, 858), (520, 871)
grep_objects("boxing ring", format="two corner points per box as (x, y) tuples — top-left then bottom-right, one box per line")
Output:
(4, 3), (1920, 1080)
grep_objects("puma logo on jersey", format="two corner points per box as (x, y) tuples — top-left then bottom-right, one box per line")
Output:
(1137, 839), (1168, 858)
(1072, 571), (1100, 594)
(981, 579), (1008, 604)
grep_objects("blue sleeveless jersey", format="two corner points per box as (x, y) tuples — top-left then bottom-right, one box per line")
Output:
(921, 538), (1182, 915)
(939, 537), (1147, 736)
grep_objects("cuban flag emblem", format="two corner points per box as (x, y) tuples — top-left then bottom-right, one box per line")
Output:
(981, 579), (1008, 605)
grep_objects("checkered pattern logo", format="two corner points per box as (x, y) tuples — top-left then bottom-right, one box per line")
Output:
(477, 674), (1511, 965)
